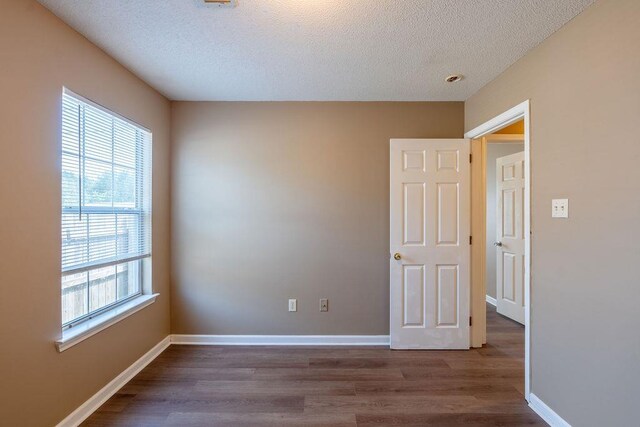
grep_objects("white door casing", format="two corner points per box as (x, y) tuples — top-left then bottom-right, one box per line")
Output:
(390, 139), (470, 349)
(496, 151), (525, 324)
(464, 99), (531, 401)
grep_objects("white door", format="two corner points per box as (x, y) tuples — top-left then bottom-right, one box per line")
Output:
(390, 139), (470, 349)
(495, 151), (525, 324)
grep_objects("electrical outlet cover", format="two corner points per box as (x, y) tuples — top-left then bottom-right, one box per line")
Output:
(552, 198), (569, 218)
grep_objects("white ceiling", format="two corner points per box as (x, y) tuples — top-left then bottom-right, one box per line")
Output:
(38, 0), (594, 101)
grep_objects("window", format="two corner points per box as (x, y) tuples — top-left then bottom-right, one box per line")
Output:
(61, 89), (151, 329)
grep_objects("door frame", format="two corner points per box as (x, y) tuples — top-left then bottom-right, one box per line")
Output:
(464, 100), (531, 401)
(471, 134), (525, 344)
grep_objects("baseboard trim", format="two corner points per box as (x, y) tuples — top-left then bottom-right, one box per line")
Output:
(529, 393), (571, 427)
(485, 295), (497, 306)
(56, 336), (171, 427)
(170, 334), (391, 346)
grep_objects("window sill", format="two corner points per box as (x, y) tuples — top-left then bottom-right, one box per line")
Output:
(56, 294), (158, 353)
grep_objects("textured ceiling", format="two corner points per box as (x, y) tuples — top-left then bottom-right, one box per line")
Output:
(38, 0), (594, 101)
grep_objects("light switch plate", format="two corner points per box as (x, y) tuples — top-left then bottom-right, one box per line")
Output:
(288, 299), (297, 312)
(552, 199), (569, 218)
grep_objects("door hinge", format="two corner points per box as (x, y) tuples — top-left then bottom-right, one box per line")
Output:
(469, 235), (472, 245)
(469, 316), (473, 326)
(469, 153), (472, 163)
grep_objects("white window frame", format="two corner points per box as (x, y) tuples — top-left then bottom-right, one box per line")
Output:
(57, 88), (157, 352)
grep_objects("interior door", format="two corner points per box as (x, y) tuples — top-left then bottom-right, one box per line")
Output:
(390, 139), (470, 349)
(495, 151), (525, 324)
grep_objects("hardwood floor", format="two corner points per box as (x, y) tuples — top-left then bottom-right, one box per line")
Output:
(83, 304), (542, 426)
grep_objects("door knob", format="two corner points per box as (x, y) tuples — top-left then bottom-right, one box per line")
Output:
(494, 242), (503, 247)
(393, 253), (402, 260)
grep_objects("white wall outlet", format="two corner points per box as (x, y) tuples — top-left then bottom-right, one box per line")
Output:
(288, 299), (297, 312)
(552, 198), (569, 218)
(320, 298), (328, 312)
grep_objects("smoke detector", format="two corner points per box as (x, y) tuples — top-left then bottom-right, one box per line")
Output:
(445, 74), (464, 83)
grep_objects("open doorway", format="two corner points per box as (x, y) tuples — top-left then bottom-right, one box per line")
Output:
(465, 100), (532, 401)
(484, 126), (527, 397)
(485, 128), (525, 324)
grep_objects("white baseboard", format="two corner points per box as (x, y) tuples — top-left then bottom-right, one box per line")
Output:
(485, 295), (497, 306)
(170, 334), (390, 346)
(529, 393), (571, 427)
(56, 336), (171, 427)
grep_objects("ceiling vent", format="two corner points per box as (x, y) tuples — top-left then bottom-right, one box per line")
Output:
(202, 0), (237, 8)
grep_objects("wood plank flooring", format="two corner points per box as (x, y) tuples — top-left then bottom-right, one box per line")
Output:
(83, 304), (543, 426)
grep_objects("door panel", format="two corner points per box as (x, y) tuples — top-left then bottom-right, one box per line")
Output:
(496, 151), (525, 324)
(437, 183), (459, 245)
(404, 183), (425, 245)
(502, 189), (516, 237)
(502, 252), (516, 302)
(436, 264), (459, 327)
(403, 265), (425, 327)
(390, 139), (470, 349)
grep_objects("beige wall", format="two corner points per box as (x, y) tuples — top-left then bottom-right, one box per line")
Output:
(171, 102), (463, 335)
(485, 142), (524, 299)
(465, 0), (639, 425)
(0, 2), (171, 426)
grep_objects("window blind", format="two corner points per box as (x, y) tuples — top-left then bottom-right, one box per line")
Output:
(61, 89), (152, 277)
